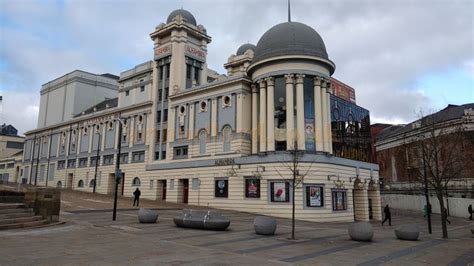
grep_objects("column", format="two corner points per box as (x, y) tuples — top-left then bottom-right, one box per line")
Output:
(211, 98), (218, 137)
(325, 80), (333, 154)
(76, 128), (81, 155)
(295, 74), (305, 150)
(314, 78), (323, 151)
(188, 104), (195, 140)
(251, 85), (258, 154)
(285, 74), (295, 150)
(129, 117), (135, 148)
(259, 80), (267, 152)
(101, 123), (106, 151)
(266, 77), (275, 152)
(321, 81), (328, 152)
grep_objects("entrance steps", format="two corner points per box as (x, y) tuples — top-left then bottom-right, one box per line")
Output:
(0, 203), (50, 230)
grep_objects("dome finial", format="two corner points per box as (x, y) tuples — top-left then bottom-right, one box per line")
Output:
(288, 0), (291, 22)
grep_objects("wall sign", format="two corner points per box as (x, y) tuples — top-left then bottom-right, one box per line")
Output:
(154, 45), (171, 59)
(185, 45), (206, 61)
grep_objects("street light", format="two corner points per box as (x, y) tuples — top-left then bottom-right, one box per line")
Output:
(112, 117), (125, 221)
(93, 127), (101, 193)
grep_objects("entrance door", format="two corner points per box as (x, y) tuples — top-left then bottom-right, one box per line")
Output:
(368, 198), (373, 220)
(161, 180), (167, 200)
(67, 173), (73, 189)
(182, 179), (189, 204)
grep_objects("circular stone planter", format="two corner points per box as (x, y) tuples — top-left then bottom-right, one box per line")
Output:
(395, 224), (420, 241)
(254, 216), (277, 235)
(348, 222), (374, 242)
(138, 208), (158, 223)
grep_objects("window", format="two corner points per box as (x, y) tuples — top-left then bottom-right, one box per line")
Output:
(125, 90), (130, 96)
(157, 111), (162, 123)
(158, 89), (163, 101)
(140, 85), (145, 92)
(132, 177), (141, 186)
(186, 64), (192, 79)
(222, 95), (231, 107)
(78, 180), (84, 188)
(173, 146), (188, 159)
(7, 163), (15, 168)
(245, 178), (260, 198)
(90, 156), (99, 167)
(89, 179), (95, 188)
(270, 181), (290, 202)
(132, 151), (145, 163)
(159, 66), (164, 80)
(56, 181), (62, 188)
(222, 126), (231, 152)
(78, 158), (88, 168)
(199, 101), (207, 112)
(156, 129), (167, 143)
(120, 153), (129, 164)
(332, 190), (347, 211)
(103, 155), (114, 165)
(164, 88), (169, 99)
(163, 109), (168, 122)
(0, 165), (4, 169)
(194, 66), (200, 83)
(67, 159), (76, 168)
(305, 185), (324, 207)
(199, 130), (207, 154)
(150, 179), (154, 189)
(215, 179), (228, 198)
(155, 151), (167, 160)
(57, 160), (65, 170)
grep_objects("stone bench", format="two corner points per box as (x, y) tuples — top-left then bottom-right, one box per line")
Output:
(138, 208), (159, 223)
(348, 222), (373, 242)
(395, 224), (420, 241)
(254, 216), (277, 235)
(173, 209), (230, 231)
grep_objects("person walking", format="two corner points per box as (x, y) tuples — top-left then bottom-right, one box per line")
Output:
(133, 188), (141, 207)
(468, 204), (472, 220)
(444, 208), (451, 225)
(381, 204), (391, 226)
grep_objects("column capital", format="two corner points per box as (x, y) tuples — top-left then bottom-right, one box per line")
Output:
(264, 76), (274, 86)
(258, 79), (267, 88)
(284, 74), (294, 84)
(251, 84), (258, 93)
(295, 74), (305, 84)
(313, 77), (322, 86)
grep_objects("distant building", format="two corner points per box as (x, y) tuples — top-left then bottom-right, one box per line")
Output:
(0, 124), (24, 159)
(370, 123), (393, 164)
(330, 78), (356, 103)
(375, 104), (474, 197)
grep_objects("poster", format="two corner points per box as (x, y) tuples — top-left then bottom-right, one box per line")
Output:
(246, 179), (260, 198)
(305, 119), (315, 151)
(272, 182), (288, 202)
(214, 179), (228, 197)
(306, 186), (323, 207)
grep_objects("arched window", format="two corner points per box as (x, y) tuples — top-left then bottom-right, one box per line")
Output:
(222, 126), (232, 152)
(78, 180), (84, 188)
(89, 179), (95, 188)
(56, 181), (62, 188)
(132, 177), (141, 186)
(199, 130), (207, 154)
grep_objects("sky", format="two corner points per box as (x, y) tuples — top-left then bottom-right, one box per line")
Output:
(0, 0), (473, 136)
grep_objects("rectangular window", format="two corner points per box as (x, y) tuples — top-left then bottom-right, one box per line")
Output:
(158, 89), (163, 101)
(157, 111), (162, 123)
(132, 151), (145, 163)
(140, 85), (145, 92)
(173, 146), (188, 159)
(305, 185), (324, 207)
(67, 159), (76, 168)
(332, 190), (347, 211)
(7, 163), (15, 168)
(194, 67), (200, 83)
(120, 153), (129, 164)
(164, 88), (169, 99)
(125, 90), (130, 96)
(245, 178), (260, 198)
(78, 158), (88, 168)
(103, 155), (114, 165)
(163, 109), (168, 122)
(159, 66), (164, 80)
(166, 65), (170, 78)
(186, 64), (192, 79)
(270, 181), (290, 202)
(0, 165), (4, 169)
(57, 160), (65, 170)
(215, 179), (228, 198)
(90, 156), (99, 167)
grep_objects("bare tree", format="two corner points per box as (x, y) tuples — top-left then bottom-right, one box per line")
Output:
(274, 142), (315, 240)
(406, 112), (466, 239)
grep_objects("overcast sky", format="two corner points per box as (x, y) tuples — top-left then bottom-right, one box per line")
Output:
(1, 0), (473, 135)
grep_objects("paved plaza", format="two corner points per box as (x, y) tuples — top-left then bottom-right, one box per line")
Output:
(0, 189), (473, 265)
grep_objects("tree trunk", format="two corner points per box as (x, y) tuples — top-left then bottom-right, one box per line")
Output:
(437, 193), (448, 239)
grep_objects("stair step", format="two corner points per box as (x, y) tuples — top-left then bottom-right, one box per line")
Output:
(0, 219), (50, 230)
(0, 203), (26, 210)
(0, 196), (24, 203)
(0, 216), (43, 225)
(0, 212), (35, 219)
(0, 208), (33, 214)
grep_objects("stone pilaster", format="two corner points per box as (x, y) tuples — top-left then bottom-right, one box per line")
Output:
(259, 80), (267, 152)
(314, 78), (323, 151)
(295, 74), (305, 151)
(266, 77), (275, 152)
(325, 80), (333, 154)
(211, 98), (218, 137)
(188, 103), (195, 140)
(321, 81), (328, 152)
(251, 84), (258, 154)
(285, 74), (295, 150)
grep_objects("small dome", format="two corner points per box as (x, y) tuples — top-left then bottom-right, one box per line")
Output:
(236, 43), (256, 56)
(167, 9), (197, 26)
(253, 21), (330, 65)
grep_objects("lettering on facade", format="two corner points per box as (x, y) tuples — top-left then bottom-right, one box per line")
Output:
(185, 45), (206, 60)
(215, 158), (235, 166)
(154, 45), (171, 59)
(81, 114), (119, 127)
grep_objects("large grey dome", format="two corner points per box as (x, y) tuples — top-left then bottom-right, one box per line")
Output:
(253, 22), (329, 64)
(236, 43), (256, 56)
(167, 9), (197, 26)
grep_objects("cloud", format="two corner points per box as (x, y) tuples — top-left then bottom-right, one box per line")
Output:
(0, 0), (473, 134)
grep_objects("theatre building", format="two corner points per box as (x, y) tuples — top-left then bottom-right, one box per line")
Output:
(22, 9), (381, 222)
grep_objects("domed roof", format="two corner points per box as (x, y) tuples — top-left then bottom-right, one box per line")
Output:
(167, 9), (197, 26)
(236, 43), (256, 56)
(253, 22), (329, 64)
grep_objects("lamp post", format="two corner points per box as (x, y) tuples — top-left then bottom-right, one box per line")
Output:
(93, 129), (101, 193)
(112, 117), (124, 221)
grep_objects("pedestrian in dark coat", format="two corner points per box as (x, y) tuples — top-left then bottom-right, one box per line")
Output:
(468, 204), (472, 220)
(133, 188), (141, 207)
(381, 204), (391, 226)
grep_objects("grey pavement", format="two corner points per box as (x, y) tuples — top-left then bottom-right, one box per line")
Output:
(0, 189), (473, 265)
